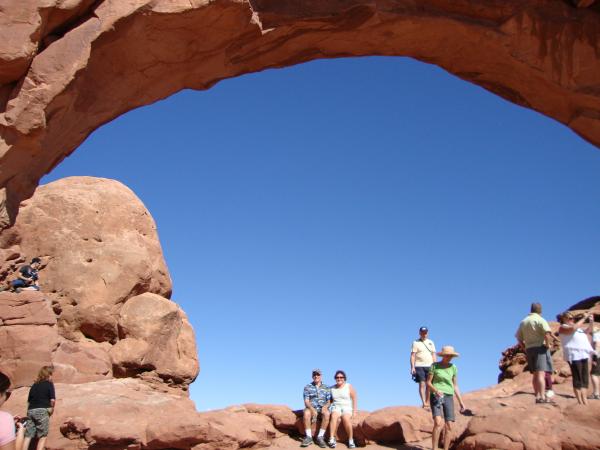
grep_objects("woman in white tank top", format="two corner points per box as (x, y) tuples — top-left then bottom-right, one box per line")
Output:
(327, 370), (357, 449)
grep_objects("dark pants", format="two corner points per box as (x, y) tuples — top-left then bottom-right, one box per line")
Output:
(569, 359), (589, 389)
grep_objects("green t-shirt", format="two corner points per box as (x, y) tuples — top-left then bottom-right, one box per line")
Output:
(430, 362), (457, 395)
(516, 313), (551, 349)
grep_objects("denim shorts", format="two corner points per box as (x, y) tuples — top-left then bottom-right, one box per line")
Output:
(414, 366), (430, 383)
(430, 393), (455, 422)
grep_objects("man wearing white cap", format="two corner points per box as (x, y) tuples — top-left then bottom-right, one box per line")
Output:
(410, 326), (436, 409)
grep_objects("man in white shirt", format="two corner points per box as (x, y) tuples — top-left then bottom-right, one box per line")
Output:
(410, 326), (436, 409)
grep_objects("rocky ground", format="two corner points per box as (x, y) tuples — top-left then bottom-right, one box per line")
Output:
(1, 177), (599, 450)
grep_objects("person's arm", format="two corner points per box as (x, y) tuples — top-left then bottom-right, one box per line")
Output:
(515, 327), (525, 351)
(544, 331), (554, 347)
(0, 441), (16, 450)
(426, 369), (437, 396)
(410, 352), (416, 374)
(452, 373), (466, 412)
(303, 387), (314, 412)
(349, 385), (357, 417)
(45, 384), (56, 416)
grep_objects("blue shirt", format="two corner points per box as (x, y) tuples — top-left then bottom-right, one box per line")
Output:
(303, 382), (332, 409)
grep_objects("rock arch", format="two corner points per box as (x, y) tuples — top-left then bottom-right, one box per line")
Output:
(0, 0), (599, 226)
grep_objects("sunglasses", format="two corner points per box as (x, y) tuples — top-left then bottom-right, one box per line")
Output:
(335, 376), (345, 379)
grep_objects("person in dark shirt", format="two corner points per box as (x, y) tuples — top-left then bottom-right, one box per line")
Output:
(22, 366), (55, 450)
(10, 258), (41, 292)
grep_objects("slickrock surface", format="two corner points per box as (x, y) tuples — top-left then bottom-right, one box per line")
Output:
(1, 176), (600, 449)
(0, 1), (599, 226)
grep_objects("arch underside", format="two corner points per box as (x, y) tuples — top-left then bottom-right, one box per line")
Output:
(0, 0), (599, 226)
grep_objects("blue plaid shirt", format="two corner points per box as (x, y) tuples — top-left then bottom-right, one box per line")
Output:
(303, 382), (332, 409)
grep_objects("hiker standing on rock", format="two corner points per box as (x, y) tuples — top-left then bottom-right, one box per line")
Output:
(22, 366), (55, 450)
(557, 312), (595, 405)
(515, 302), (554, 404)
(301, 369), (331, 448)
(410, 326), (436, 409)
(426, 346), (466, 450)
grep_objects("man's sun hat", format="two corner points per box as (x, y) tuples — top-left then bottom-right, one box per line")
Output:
(419, 326), (428, 333)
(312, 368), (322, 376)
(437, 346), (460, 357)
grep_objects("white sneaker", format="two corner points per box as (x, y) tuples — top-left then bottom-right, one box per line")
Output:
(546, 390), (555, 398)
(328, 438), (336, 448)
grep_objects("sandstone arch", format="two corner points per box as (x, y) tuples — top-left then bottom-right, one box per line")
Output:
(1, 0), (599, 226)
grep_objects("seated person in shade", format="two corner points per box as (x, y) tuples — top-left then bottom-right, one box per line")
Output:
(11, 258), (41, 292)
(301, 369), (331, 448)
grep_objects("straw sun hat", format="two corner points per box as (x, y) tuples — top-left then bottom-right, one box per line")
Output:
(437, 346), (460, 357)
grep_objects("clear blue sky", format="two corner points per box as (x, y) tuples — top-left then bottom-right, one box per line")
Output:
(41, 56), (600, 412)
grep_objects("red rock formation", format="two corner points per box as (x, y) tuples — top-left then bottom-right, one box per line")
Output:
(0, 176), (198, 390)
(0, 1), (600, 226)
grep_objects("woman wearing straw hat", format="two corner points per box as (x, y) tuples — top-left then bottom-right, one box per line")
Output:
(426, 346), (466, 450)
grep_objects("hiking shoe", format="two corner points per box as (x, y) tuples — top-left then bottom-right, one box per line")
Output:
(535, 398), (545, 404)
(348, 442), (356, 449)
(301, 437), (313, 447)
(315, 437), (327, 448)
(328, 438), (336, 448)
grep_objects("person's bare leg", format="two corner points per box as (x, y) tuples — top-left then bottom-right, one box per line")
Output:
(35, 437), (47, 450)
(431, 416), (443, 450)
(303, 408), (313, 433)
(341, 415), (353, 442)
(319, 409), (330, 435)
(533, 371), (545, 399)
(592, 375), (600, 396)
(329, 412), (341, 443)
(443, 421), (453, 450)
(419, 381), (427, 408)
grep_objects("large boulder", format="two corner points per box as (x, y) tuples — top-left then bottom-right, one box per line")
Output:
(4, 379), (204, 450)
(0, 177), (198, 391)
(0, 177), (172, 311)
(110, 293), (199, 385)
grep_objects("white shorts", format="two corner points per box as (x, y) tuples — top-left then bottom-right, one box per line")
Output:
(331, 404), (352, 416)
